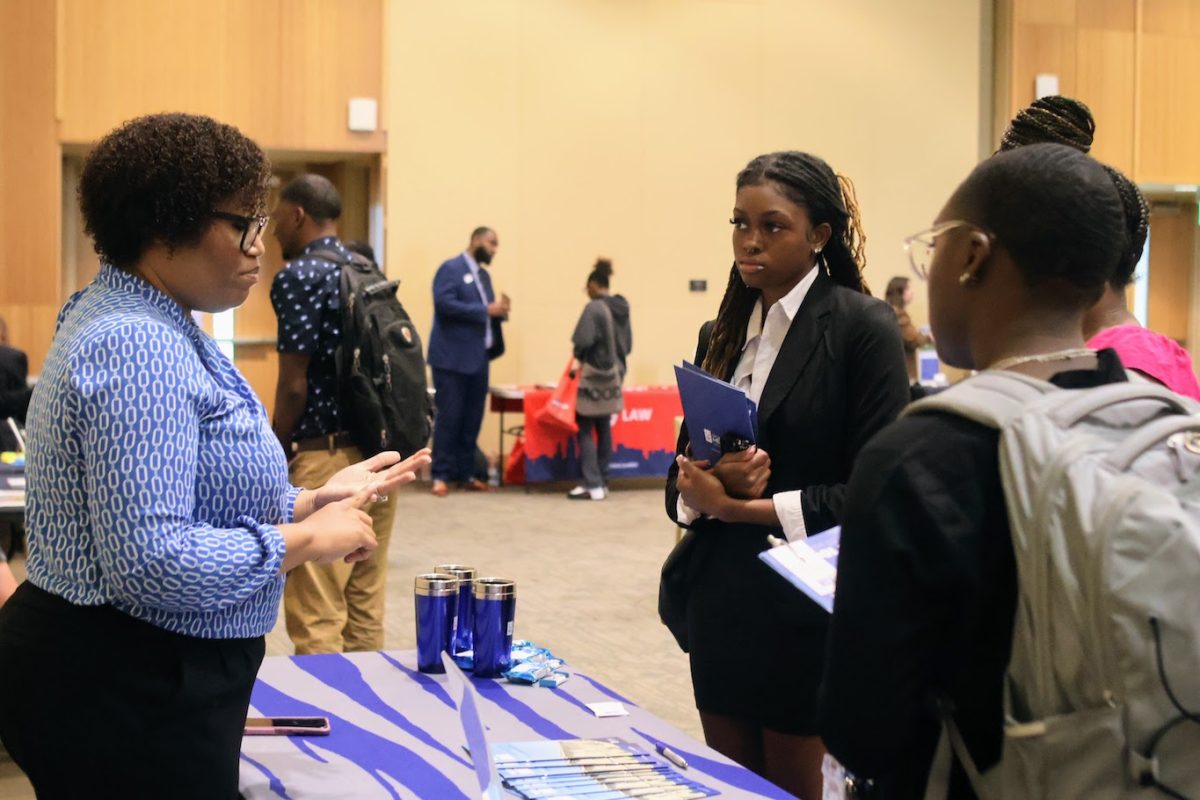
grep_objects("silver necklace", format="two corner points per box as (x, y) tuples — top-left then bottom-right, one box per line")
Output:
(988, 347), (1095, 371)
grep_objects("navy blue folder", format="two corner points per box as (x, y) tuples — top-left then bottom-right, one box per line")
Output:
(673, 362), (758, 464)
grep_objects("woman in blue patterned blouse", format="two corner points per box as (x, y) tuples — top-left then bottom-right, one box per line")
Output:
(0, 113), (431, 799)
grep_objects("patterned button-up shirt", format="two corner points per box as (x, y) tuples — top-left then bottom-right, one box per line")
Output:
(269, 236), (347, 441)
(24, 265), (298, 639)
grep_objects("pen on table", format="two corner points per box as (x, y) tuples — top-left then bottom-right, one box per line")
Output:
(656, 743), (689, 770)
(766, 534), (786, 548)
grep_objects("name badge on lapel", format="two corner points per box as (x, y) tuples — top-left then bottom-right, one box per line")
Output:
(463, 274), (475, 285)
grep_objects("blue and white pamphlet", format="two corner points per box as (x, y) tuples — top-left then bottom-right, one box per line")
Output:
(673, 361), (758, 464)
(758, 526), (841, 613)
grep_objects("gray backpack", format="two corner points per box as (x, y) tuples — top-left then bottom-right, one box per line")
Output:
(908, 371), (1200, 800)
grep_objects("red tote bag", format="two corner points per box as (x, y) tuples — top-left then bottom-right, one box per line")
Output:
(535, 359), (580, 434)
(503, 434), (527, 485)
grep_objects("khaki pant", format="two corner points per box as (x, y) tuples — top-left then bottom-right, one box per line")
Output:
(284, 446), (398, 654)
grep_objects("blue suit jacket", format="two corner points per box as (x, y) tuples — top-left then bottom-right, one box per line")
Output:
(427, 253), (506, 374)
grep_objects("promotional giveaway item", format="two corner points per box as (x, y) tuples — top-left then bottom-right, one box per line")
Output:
(473, 578), (517, 678)
(535, 359), (580, 434)
(503, 641), (569, 688)
(434, 564), (477, 655)
(492, 739), (718, 799)
(414, 573), (460, 673)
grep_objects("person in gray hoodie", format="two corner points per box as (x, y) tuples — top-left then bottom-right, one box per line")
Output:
(568, 259), (633, 500)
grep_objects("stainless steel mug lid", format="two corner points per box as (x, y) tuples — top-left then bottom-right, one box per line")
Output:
(415, 573), (460, 596)
(433, 564), (477, 581)
(473, 577), (515, 599)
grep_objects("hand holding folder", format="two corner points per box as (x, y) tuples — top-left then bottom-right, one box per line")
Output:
(673, 362), (758, 464)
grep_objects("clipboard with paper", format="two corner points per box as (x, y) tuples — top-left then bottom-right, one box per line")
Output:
(673, 361), (758, 464)
(758, 526), (841, 613)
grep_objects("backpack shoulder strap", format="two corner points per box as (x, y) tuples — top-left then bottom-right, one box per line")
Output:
(306, 246), (351, 267)
(308, 247), (380, 272)
(904, 370), (1058, 430)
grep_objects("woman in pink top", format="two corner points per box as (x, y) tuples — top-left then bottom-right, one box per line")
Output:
(1084, 302), (1200, 400)
(1000, 95), (1200, 400)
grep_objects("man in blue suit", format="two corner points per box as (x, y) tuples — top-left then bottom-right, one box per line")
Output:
(427, 227), (510, 497)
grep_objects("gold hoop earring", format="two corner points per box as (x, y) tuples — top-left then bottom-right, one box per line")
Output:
(959, 272), (974, 285)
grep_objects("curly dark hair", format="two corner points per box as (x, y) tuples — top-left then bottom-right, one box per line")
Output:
(79, 113), (271, 269)
(588, 257), (613, 287)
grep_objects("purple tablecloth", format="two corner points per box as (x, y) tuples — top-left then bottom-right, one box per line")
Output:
(239, 649), (794, 799)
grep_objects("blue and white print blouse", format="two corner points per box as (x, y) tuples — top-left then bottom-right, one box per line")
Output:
(24, 265), (299, 639)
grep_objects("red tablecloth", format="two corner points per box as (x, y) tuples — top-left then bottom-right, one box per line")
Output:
(522, 386), (682, 482)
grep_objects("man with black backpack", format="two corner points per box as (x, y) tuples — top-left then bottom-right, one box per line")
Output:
(270, 174), (429, 654)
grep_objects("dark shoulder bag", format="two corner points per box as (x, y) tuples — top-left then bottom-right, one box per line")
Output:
(657, 319), (717, 652)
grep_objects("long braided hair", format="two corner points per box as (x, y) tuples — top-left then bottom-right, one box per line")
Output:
(998, 95), (1149, 289)
(701, 151), (869, 379)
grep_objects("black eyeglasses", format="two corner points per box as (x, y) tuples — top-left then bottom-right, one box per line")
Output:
(212, 211), (269, 255)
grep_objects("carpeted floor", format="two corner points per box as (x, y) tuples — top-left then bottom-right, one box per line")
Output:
(0, 482), (700, 797)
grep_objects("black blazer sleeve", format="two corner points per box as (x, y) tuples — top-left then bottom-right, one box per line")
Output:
(798, 299), (911, 532)
(665, 320), (715, 525)
(0, 347), (30, 421)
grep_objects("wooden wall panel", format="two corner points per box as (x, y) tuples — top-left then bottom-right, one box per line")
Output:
(1013, 0), (1075, 26)
(1142, 0), (1200, 35)
(1146, 204), (1195, 345)
(277, 0), (386, 154)
(0, 0), (61, 374)
(1075, 28), (1135, 175)
(998, 0), (1136, 173)
(1008, 21), (1077, 114)
(1077, 0), (1136, 29)
(58, 0), (385, 153)
(1137, 33), (1200, 183)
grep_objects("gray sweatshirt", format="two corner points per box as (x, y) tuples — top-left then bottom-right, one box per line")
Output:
(572, 295), (632, 372)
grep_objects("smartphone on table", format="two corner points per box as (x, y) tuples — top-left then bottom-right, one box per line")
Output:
(244, 716), (331, 736)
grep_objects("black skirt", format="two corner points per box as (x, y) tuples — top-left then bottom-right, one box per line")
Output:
(0, 582), (265, 799)
(685, 524), (829, 735)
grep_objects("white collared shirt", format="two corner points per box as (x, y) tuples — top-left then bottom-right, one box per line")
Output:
(677, 269), (818, 541)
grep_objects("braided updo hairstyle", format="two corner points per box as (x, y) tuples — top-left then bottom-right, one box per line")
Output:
(701, 152), (869, 379)
(999, 95), (1149, 288)
(998, 95), (1096, 153)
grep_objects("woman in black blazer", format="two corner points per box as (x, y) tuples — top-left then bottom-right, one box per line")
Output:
(665, 151), (910, 799)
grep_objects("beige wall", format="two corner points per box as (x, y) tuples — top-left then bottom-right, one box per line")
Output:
(384, 1), (987, 454)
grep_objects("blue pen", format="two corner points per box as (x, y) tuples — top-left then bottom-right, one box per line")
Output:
(656, 743), (689, 770)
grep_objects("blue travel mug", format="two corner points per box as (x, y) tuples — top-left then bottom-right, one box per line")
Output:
(414, 573), (459, 673)
(434, 564), (476, 655)
(472, 578), (516, 678)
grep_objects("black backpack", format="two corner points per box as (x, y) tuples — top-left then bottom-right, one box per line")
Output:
(312, 248), (432, 458)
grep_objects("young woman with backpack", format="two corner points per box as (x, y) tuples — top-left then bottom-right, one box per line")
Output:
(818, 144), (1200, 799)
